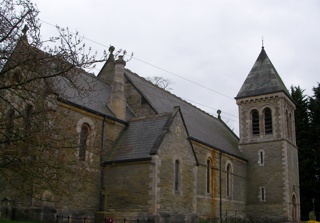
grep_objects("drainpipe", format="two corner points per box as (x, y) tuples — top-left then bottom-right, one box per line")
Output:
(220, 151), (222, 222)
(99, 116), (106, 211)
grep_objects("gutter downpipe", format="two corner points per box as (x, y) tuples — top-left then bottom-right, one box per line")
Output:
(220, 151), (222, 222)
(99, 116), (106, 211)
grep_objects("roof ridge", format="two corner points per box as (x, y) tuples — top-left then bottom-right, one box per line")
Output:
(129, 112), (172, 122)
(125, 68), (220, 121)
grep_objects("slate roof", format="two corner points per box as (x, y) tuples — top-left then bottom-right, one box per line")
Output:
(55, 57), (243, 161)
(9, 37), (116, 118)
(52, 71), (115, 117)
(106, 112), (175, 162)
(236, 47), (290, 99)
(124, 70), (243, 159)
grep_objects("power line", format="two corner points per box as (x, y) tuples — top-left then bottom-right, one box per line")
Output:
(128, 78), (239, 122)
(183, 97), (238, 121)
(40, 20), (111, 49)
(39, 19), (239, 125)
(40, 19), (234, 101)
(132, 57), (234, 100)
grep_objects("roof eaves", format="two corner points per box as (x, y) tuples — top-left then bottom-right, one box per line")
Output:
(57, 97), (128, 125)
(103, 157), (152, 166)
(189, 136), (247, 162)
(235, 90), (294, 103)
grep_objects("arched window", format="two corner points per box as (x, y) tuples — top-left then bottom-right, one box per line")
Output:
(264, 108), (273, 134)
(79, 123), (90, 161)
(292, 194), (297, 222)
(174, 160), (180, 192)
(226, 163), (232, 197)
(252, 110), (260, 135)
(207, 159), (211, 193)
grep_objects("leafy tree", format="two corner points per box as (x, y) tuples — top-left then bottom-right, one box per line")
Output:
(0, 0), (106, 201)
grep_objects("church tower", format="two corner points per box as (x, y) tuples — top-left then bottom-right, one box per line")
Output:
(235, 47), (300, 222)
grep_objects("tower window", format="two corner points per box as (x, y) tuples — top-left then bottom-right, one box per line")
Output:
(252, 110), (260, 135)
(260, 187), (266, 201)
(289, 113), (293, 141)
(264, 108), (273, 134)
(286, 110), (293, 141)
(258, 150), (265, 166)
(79, 123), (90, 161)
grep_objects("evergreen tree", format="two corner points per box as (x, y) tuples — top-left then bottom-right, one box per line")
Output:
(309, 83), (320, 217)
(291, 86), (313, 219)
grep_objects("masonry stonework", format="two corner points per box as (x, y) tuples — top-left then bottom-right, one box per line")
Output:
(125, 77), (157, 117)
(155, 111), (197, 221)
(1, 40), (300, 223)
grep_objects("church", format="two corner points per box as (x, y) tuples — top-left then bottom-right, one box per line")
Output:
(0, 36), (300, 222)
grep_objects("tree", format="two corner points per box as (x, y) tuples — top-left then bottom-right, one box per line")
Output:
(291, 86), (313, 219)
(146, 76), (173, 90)
(308, 83), (320, 217)
(291, 85), (320, 219)
(0, 0), (106, 200)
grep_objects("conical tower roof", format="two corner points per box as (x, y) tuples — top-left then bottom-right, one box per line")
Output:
(236, 47), (290, 99)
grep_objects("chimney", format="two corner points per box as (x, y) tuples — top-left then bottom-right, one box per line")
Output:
(109, 55), (126, 120)
(97, 46), (115, 84)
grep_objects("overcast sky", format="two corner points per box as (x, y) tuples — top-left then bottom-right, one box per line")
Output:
(31, 0), (320, 135)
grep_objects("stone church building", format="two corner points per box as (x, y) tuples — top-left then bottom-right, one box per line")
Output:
(0, 37), (300, 222)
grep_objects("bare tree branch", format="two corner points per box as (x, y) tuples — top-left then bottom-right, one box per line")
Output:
(0, 0), (107, 200)
(146, 76), (174, 91)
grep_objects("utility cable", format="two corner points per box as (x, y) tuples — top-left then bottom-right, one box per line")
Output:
(39, 19), (234, 101)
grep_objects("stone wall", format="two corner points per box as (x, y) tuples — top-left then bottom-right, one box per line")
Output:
(125, 77), (157, 117)
(0, 101), (126, 221)
(193, 142), (247, 220)
(237, 93), (293, 143)
(240, 141), (286, 220)
(102, 110), (200, 222)
(285, 141), (300, 221)
(154, 111), (197, 221)
(103, 161), (151, 212)
(237, 91), (300, 221)
(157, 112), (196, 215)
